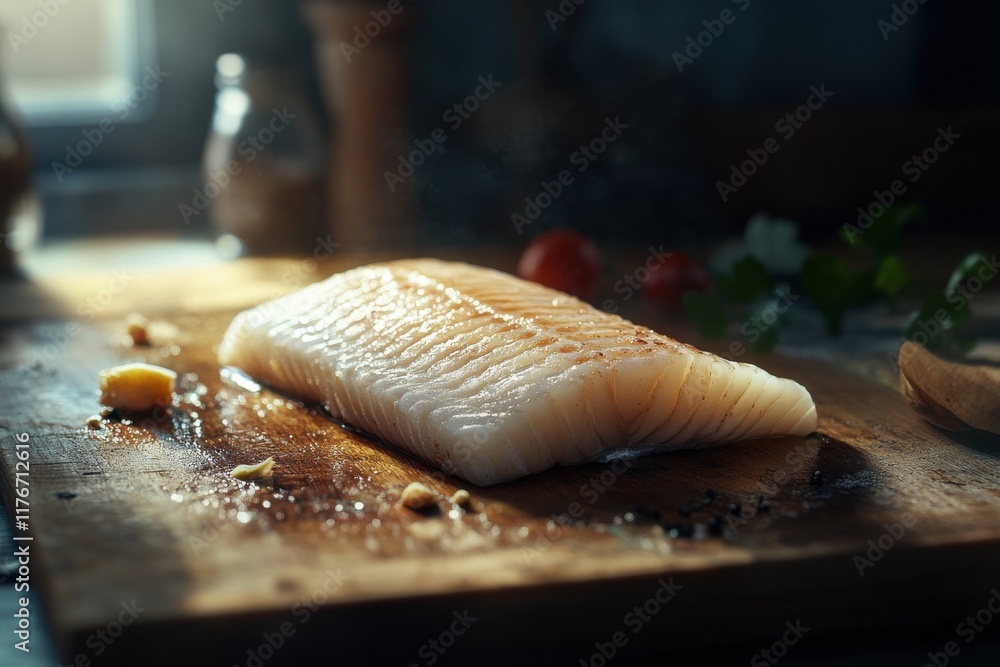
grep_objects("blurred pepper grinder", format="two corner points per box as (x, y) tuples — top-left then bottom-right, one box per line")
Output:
(203, 54), (325, 257)
(0, 55), (37, 275)
(303, 0), (415, 250)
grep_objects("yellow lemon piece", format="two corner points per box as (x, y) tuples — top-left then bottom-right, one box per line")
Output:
(98, 362), (176, 412)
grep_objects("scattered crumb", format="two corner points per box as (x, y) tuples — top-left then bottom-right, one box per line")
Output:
(98, 362), (176, 412)
(231, 457), (275, 481)
(400, 482), (438, 510)
(125, 314), (150, 346)
(449, 489), (471, 507)
(86, 415), (102, 429)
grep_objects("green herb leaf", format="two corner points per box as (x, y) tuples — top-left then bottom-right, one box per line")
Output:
(802, 253), (878, 335)
(683, 292), (728, 338)
(868, 204), (924, 258)
(751, 318), (780, 353)
(903, 292), (949, 341)
(839, 223), (865, 249)
(714, 257), (771, 304)
(902, 252), (985, 349)
(949, 331), (980, 352)
(841, 204), (924, 258)
(873, 254), (909, 298)
(801, 254), (843, 331)
(945, 252), (988, 298)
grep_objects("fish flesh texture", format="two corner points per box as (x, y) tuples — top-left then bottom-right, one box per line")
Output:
(218, 259), (816, 485)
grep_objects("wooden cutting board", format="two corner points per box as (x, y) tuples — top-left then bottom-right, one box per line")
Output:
(2, 255), (1000, 666)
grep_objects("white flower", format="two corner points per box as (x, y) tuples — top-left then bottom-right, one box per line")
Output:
(710, 213), (810, 276)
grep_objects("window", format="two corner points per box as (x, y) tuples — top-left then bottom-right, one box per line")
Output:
(0, 0), (320, 237)
(1, 0), (148, 124)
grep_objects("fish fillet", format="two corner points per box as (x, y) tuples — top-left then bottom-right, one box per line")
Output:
(218, 259), (817, 485)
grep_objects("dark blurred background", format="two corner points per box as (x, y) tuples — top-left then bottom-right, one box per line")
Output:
(2, 4), (1000, 665)
(2, 0), (998, 249)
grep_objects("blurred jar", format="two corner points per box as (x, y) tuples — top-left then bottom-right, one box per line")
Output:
(203, 54), (325, 257)
(0, 60), (37, 275)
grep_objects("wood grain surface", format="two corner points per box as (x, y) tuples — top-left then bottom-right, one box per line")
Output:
(2, 254), (1000, 666)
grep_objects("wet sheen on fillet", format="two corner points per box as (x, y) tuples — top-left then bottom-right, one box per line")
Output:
(218, 259), (817, 485)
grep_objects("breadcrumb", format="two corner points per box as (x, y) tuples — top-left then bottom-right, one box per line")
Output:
(126, 314), (150, 346)
(231, 457), (275, 481)
(449, 489), (471, 507)
(86, 415), (102, 429)
(400, 482), (437, 510)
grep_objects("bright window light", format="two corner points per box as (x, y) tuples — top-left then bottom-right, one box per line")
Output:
(0, 0), (142, 124)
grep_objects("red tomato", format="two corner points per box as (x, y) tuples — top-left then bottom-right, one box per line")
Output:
(517, 229), (602, 300)
(642, 252), (710, 307)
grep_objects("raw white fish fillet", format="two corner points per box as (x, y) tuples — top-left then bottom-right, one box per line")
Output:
(218, 259), (817, 485)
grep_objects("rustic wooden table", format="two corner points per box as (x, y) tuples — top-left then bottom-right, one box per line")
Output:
(2, 239), (1000, 666)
